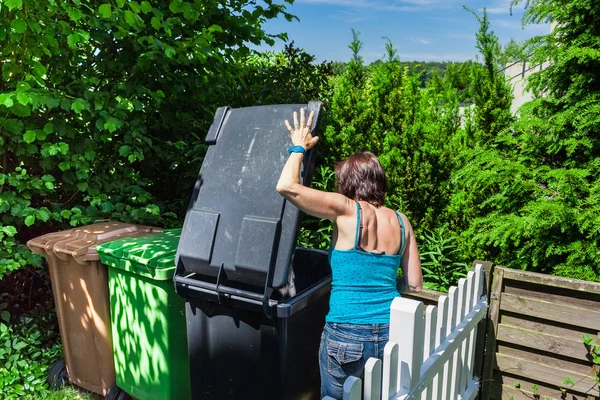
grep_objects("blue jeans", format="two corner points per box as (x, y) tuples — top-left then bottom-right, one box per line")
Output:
(319, 322), (389, 399)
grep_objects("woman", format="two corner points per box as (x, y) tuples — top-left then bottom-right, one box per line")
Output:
(277, 109), (423, 399)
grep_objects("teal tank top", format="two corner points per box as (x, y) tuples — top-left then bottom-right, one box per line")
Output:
(326, 203), (405, 324)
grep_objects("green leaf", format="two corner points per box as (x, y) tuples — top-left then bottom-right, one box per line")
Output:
(0, 311), (9, 323)
(98, 4), (112, 18)
(1, 226), (17, 237)
(0, 94), (13, 108)
(60, 210), (72, 219)
(104, 117), (122, 133)
(58, 142), (69, 154)
(23, 131), (36, 144)
(36, 209), (50, 222)
(44, 181), (54, 190)
(68, 7), (83, 21)
(151, 17), (161, 30)
(141, 1), (152, 13)
(84, 150), (96, 161)
(169, 0), (181, 13)
(58, 162), (71, 171)
(31, 61), (47, 77)
(77, 182), (88, 191)
(67, 34), (79, 48)
(124, 10), (136, 26)
(16, 93), (31, 106)
(164, 46), (176, 58)
(5, 0), (23, 11)
(17, 81), (31, 91)
(71, 98), (88, 114)
(100, 202), (114, 213)
(129, 1), (140, 12)
(119, 145), (132, 157)
(10, 103), (31, 117)
(10, 19), (27, 34)
(43, 123), (54, 134)
(183, 9), (198, 20)
(24, 215), (35, 227)
(45, 95), (60, 109)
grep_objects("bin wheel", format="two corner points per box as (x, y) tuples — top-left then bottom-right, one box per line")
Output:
(105, 384), (131, 400)
(47, 359), (69, 389)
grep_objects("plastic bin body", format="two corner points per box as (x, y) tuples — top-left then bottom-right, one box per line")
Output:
(27, 222), (161, 395)
(97, 229), (191, 400)
(179, 248), (330, 399)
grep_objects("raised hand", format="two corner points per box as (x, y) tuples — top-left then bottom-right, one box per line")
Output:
(284, 108), (319, 151)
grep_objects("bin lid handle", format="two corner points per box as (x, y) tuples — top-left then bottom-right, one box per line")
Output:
(93, 219), (111, 223)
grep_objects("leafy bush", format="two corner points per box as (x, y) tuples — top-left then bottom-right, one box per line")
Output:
(0, 0), (311, 280)
(0, 310), (62, 399)
(419, 227), (469, 292)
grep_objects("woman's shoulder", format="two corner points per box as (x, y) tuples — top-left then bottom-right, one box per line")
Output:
(378, 206), (404, 218)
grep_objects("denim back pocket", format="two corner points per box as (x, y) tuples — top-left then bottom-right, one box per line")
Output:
(326, 338), (364, 379)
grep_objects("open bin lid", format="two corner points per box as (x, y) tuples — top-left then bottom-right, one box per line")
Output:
(27, 222), (162, 264)
(96, 229), (181, 281)
(175, 102), (323, 290)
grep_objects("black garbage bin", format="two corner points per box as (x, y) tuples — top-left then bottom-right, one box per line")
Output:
(173, 102), (331, 399)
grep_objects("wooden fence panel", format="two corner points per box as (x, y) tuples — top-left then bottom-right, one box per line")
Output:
(482, 267), (600, 400)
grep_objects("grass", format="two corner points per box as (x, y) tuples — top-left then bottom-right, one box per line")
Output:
(37, 387), (96, 400)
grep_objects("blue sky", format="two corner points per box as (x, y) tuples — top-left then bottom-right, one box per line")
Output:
(257, 0), (551, 63)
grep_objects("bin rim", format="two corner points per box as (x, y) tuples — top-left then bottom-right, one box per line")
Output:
(27, 222), (162, 264)
(97, 228), (181, 281)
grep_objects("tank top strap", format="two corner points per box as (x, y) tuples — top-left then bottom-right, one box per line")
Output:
(354, 202), (362, 250)
(396, 211), (406, 255)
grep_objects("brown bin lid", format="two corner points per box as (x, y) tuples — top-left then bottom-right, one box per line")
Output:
(27, 222), (162, 264)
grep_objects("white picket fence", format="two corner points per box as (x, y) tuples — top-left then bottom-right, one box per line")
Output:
(324, 264), (488, 400)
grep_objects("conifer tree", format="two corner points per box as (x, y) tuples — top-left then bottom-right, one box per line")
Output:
(452, 0), (600, 280)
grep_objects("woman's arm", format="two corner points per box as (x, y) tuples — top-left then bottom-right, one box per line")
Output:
(400, 215), (423, 293)
(276, 109), (353, 220)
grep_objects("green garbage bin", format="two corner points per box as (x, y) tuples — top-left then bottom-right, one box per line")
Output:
(96, 229), (191, 400)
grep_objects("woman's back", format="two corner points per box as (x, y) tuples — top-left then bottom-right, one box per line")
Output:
(333, 201), (405, 254)
(327, 202), (406, 324)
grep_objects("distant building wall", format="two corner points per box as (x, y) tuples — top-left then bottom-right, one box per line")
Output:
(504, 60), (549, 114)
(505, 22), (556, 114)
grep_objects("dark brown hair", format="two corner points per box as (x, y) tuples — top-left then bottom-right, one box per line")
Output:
(335, 152), (386, 207)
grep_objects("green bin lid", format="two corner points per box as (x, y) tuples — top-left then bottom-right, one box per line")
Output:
(96, 229), (181, 281)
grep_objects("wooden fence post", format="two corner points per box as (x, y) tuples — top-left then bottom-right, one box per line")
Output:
(389, 297), (425, 396)
(382, 342), (399, 400)
(364, 358), (382, 400)
(432, 295), (448, 400)
(481, 266), (504, 400)
(422, 305), (437, 400)
(472, 261), (493, 396)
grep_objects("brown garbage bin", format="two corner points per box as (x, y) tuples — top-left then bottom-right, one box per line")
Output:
(27, 222), (162, 396)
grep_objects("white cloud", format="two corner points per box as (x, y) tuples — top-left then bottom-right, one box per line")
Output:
(491, 19), (551, 34)
(410, 37), (432, 45)
(298, 0), (420, 11)
(330, 9), (366, 23)
(481, 0), (525, 15)
(297, 0), (460, 12)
